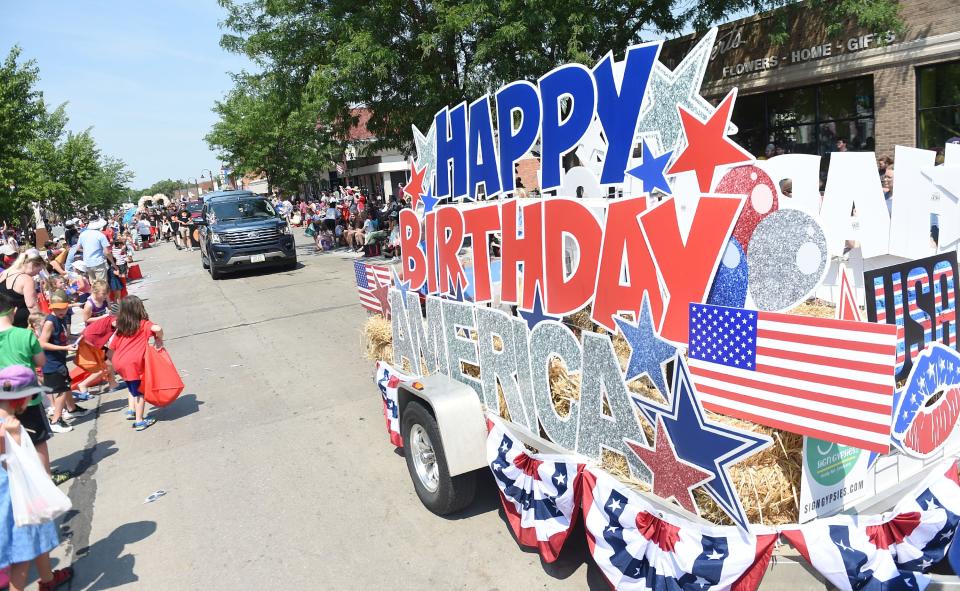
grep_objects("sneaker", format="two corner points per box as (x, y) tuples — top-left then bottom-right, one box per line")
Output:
(46, 406), (55, 418)
(63, 405), (90, 419)
(38, 567), (73, 591)
(133, 418), (156, 431)
(50, 420), (73, 433)
(72, 391), (91, 401)
(125, 409), (136, 420)
(51, 471), (72, 486)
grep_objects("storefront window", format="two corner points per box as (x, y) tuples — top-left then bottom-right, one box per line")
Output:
(731, 76), (875, 157)
(917, 60), (960, 150)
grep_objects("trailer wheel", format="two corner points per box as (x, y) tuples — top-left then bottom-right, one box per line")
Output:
(402, 401), (476, 515)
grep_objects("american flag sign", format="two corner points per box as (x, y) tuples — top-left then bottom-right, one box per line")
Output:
(687, 303), (898, 452)
(354, 260), (391, 315)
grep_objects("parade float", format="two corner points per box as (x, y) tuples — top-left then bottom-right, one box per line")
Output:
(354, 28), (960, 589)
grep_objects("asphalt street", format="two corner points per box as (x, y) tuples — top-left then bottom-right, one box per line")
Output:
(44, 235), (605, 590)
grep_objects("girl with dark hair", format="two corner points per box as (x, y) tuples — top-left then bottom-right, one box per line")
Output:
(108, 296), (164, 431)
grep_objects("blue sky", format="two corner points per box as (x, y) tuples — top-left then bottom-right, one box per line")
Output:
(0, 0), (252, 189)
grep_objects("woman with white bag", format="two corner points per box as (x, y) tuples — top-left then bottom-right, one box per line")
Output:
(0, 365), (73, 591)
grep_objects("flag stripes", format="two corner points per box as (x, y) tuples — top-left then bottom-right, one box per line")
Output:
(688, 303), (898, 452)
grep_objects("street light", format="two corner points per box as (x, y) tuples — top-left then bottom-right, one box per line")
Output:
(200, 169), (215, 192)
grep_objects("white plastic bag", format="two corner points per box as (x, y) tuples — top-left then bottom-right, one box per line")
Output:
(3, 426), (72, 526)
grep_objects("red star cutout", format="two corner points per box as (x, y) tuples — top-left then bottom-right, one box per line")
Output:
(836, 265), (861, 321)
(402, 160), (427, 208)
(667, 89), (753, 193)
(370, 272), (391, 318)
(626, 415), (713, 514)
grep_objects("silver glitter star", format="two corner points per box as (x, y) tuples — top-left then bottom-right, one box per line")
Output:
(636, 28), (723, 158)
(412, 122), (437, 184)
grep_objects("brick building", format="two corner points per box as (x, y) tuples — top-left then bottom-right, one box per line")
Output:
(662, 0), (960, 160)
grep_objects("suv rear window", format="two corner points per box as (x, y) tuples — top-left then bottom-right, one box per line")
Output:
(207, 198), (276, 223)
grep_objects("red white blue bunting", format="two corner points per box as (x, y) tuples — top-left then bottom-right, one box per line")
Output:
(375, 361), (409, 448)
(486, 418), (584, 563)
(781, 463), (960, 591)
(582, 467), (777, 591)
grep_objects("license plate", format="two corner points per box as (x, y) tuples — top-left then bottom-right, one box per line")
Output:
(250, 254), (266, 263)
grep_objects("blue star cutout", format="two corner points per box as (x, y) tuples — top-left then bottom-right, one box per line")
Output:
(420, 184), (439, 214)
(392, 268), (411, 306)
(626, 141), (672, 195)
(615, 293), (676, 396)
(633, 356), (771, 530)
(518, 285), (558, 330)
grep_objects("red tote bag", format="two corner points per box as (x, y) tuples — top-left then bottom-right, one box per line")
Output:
(37, 291), (51, 314)
(127, 264), (143, 281)
(142, 347), (184, 407)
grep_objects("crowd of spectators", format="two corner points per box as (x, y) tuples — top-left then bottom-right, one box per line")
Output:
(274, 187), (408, 260)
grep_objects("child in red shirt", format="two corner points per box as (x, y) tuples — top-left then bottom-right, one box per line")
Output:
(108, 296), (163, 431)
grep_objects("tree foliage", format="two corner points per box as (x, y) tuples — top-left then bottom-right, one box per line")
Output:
(212, 0), (902, 173)
(205, 68), (340, 194)
(141, 178), (188, 198)
(0, 46), (133, 224)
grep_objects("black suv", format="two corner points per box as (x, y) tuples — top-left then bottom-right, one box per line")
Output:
(197, 191), (297, 279)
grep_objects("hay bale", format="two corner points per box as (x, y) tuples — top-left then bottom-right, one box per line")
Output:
(789, 298), (836, 319)
(565, 306), (598, 335)
(549, 357), (580, 417)
(362, 316), (393, 363)
(362, 305), (804, 525)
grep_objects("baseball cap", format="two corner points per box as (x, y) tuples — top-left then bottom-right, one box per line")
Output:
(48, 290), (70, 310)
(0, 365), (51, 399)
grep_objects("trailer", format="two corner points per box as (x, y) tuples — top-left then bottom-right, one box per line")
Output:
(357, 23), (960, 590)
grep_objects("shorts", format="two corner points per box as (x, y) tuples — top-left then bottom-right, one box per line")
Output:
(126, 379), (143, 397)
(117, 263), (129, 276)
(107, 266), (123, 292)
(19, 402), (53, 446)
(42, 368), (70, 393)
(86, 263), (108, 283)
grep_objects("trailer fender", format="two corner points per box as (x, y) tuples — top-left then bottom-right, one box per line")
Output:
(397, 373), (488, 477)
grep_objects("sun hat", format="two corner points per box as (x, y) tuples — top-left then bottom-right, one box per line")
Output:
(0, 244), (16, 256)
(89, 219), (107, 231)
(0, 365), (51, 400)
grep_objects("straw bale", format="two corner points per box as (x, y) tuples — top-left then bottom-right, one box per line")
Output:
(788, 298), (836, 319)
(362, 316), (393, 363)
(363, 306), (805, 525)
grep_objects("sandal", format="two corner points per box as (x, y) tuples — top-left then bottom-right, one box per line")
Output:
(39, 567), (73, 591)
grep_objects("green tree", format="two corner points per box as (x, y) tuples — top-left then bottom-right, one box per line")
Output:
(206, 70), (339, 193)
(0, 45), (134, 222)
(215, 0), (903, 160)
(142, 178), (187, 198)
(0, 46), (45, 222)
(85, 156), (134, 212)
